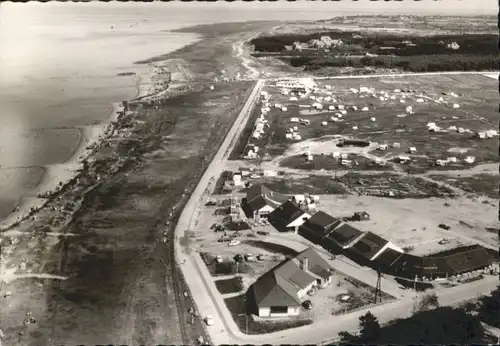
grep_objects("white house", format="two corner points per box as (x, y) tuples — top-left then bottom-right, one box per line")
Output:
(251, 248), (334, 317)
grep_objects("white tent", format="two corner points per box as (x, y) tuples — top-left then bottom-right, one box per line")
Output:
(321, 121), (328, 126)
(361, 107), (369, 111)
(370, 117), (376, 122)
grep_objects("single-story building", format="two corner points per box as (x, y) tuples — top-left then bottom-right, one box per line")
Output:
(298, 211), (342, 245)
(241, 185), (289, 219)
(324, 222), (365, 250)
(267, 201), (311, 233)
(249, 247), (334, 317)
(344, 231), (390, 264)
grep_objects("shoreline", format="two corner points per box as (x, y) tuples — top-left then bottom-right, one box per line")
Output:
(0, 76), (146, 230)
(0, 23), (206, 231)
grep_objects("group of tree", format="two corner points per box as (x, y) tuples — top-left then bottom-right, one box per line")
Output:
(338, 293), (490, 345)
(477, 285), (500, 328)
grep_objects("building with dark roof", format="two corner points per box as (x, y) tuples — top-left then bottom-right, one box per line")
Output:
(325, 222), (365, 249)
(241, 184), (289, 219)
(371, 247), (404, 272)
(345, 231), (389, 262)
(267, 200), (311, 233)
(297, 211), (342, 245)
(249, 247), (334, 317)
(295, 210), (496, 283)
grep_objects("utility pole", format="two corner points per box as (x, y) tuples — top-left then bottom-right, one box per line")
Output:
(374, 270), (382, 303)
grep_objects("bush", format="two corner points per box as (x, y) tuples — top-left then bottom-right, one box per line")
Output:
(215, 276), (244, 294)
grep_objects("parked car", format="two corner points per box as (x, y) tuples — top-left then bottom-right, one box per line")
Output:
(218, 237), (231, 243)
(245, 253), (255, 262)
(438, 223), (451, 230)
(302, 300), (313, 310)
(205, 201), (217, 206)
(228, 240), (241, 246)
(256, 254), (267, 261)
(204, 315), (215, 326)
(257, 231), (269, 236)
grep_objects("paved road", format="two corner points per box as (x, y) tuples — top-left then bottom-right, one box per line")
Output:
(173, 76), (499, 345)
(173, 79), (264, 343)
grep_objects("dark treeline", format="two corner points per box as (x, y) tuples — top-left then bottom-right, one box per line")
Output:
(250, 31), (498, 55)
(250, 31), (498, 72)
(298, 54), (498, 72)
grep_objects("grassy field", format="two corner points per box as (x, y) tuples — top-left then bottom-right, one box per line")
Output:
(200, 252), (253, 276)
(428, 174), (499, 199)
(248, 175), (349, 195)
(214, 276), (244, 294)
(279, 154), (390, 171)
(336, 173), (455, 199)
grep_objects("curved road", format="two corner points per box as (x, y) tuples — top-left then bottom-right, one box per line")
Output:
(173, 74), (499, 345)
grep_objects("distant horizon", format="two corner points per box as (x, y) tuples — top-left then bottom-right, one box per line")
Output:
(1, 0), (496, 17)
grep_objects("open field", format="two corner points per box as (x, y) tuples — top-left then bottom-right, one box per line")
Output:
(238, 73), (499, 176)
(336, 172), (455, 199)
(244, 175), (350, 195)
(280, 153), (392, 171)
(316, 195), (497, 256)
(427, 174), (499, 199)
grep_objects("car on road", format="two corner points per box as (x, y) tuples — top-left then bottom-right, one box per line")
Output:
(204, 315), (215, 326)
(302, 300), (313, 310)
(257, 230), (270, 236)
(228, 240), (241, 246)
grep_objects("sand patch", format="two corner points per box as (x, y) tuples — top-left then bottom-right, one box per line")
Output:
(318, 195), (497, 256)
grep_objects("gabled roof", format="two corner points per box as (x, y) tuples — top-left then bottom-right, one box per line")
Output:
(252, 270), (301, 307)
(267, 201), (308, 230)
(442, 247), (493, 273)
(295, 248), (334, 280)
(299, 211), (341, 238)
(347, 231), (389, 261)
(371, 247), (404, 268)
(252, 248), (332, 307)
(326, 222), (364, 247)
(245, 185), (289, 212)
